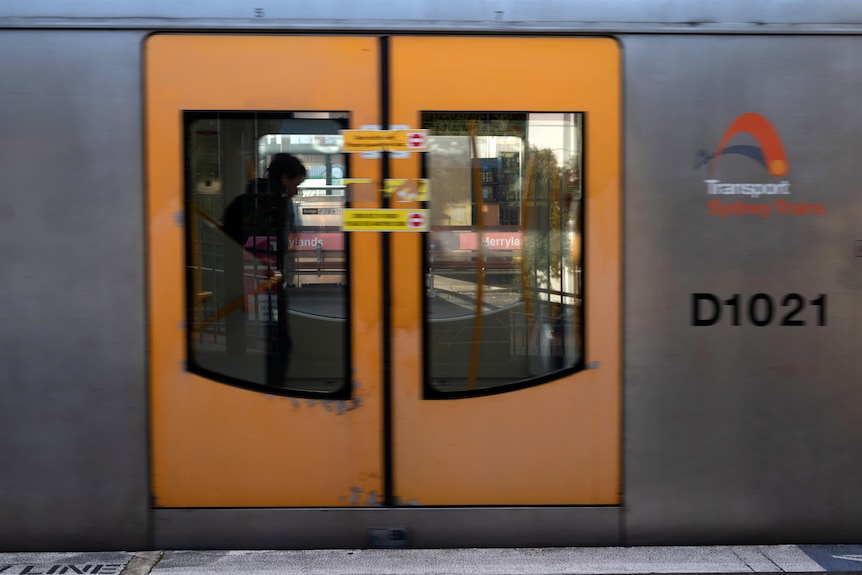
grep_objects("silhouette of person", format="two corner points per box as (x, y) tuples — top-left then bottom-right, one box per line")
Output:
(223, 153), (306, 387)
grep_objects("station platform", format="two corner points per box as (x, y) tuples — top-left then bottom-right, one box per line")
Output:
(2, 545), (862, 575)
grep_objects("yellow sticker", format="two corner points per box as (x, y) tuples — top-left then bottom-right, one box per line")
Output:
(342, 209), (429, 232)
(340, 129), (428, 153)
(384, 179), (430, 202)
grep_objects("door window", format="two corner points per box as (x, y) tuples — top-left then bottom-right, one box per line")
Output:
(185, 111), (351, 397)
(423, 112), (583, 395)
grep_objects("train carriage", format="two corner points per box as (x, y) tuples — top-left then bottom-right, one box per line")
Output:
(1, 0), (861, 550)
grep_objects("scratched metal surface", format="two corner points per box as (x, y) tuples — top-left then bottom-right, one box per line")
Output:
(0, 30), (149, 550)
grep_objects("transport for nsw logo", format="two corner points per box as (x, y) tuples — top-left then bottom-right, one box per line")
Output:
(694, 112), (824, 218)
(696, 112), (789, 178)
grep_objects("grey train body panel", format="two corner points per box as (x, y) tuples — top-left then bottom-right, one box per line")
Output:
(623, 34), (862, 545)
(4, 0), (862, 33)
(154, 508), (621, 550)
(1, 2), (862, 550)
(0, 30), (150, 550)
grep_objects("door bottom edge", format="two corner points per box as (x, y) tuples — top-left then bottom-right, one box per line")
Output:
(154, 506), (622, 549)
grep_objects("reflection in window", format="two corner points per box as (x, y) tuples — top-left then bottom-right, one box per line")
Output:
(423, 112), (583, 395)
(185, 112), (350, 397)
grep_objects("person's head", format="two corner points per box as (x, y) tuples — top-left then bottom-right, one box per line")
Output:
(267, 153), (306, 198)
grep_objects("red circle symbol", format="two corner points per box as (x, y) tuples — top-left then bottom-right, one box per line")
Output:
(408, 212), (425, 228)
(407, 132), (426, 148)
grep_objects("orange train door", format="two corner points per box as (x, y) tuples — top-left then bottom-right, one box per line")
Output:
(146, 35), (619, 509)
(388, 36), (620, 505)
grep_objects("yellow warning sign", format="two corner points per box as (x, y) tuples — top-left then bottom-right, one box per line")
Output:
(384, 179), (431, 202)
(342, 209), (429, 232)
(340, 129), (428, 153)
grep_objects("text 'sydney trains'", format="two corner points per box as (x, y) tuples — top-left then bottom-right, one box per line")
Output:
(2, 0), (862, 551)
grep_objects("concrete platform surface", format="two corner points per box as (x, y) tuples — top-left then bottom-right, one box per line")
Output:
(2, 545), (862, 575)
